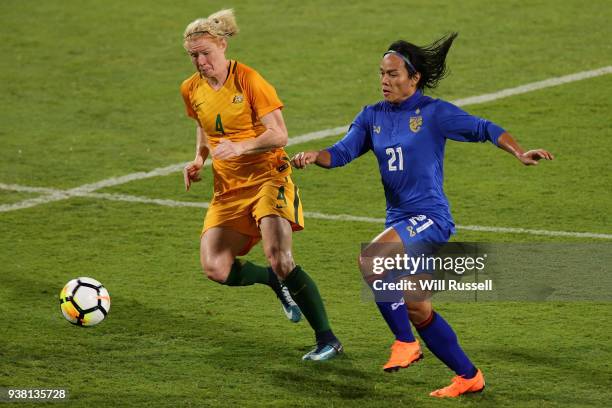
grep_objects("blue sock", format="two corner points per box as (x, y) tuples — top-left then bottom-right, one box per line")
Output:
(369, 271), (415, 342)
(376, 299), (415, 342)
(416, 311), (477, 378)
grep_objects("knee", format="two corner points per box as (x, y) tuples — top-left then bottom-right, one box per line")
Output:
(203, 265), (230, 284)
(265, 245), (295, 279)
(406, 302), (432, 325)
(358, 254), (372, 282)
(357, 254), (366, 272)
(358, 254), (388, 285)
(200, 257), (231, 284)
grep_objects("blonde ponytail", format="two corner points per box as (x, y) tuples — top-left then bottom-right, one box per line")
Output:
(183, 9), (239, 44)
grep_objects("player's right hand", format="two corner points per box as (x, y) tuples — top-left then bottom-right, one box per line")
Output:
(183, 156), (204, 192)
(291, 151), (319, 169)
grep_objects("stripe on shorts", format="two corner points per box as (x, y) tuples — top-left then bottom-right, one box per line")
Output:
(293, 185), (300, 225)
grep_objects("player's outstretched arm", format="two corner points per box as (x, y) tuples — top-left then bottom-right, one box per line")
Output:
(291, 150), (332, 169)
(292, 120), (368, 169)
(497, 132), (554, 166)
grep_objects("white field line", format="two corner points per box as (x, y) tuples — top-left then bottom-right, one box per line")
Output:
(452, 66), (612, 106)
(0, 183), (72, 212)
(1, 183), (610, 239)
(0, 193), (72, 212)
(301, 211), (612, 240)
(71, 162), (192, 193)
(82, 192), (210, 209)
(1, 66), (611, 215)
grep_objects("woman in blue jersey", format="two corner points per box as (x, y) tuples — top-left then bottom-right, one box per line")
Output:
(292, 33), (553, 398)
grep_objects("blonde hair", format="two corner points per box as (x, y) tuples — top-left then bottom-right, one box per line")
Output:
(183, 9), (239, 45)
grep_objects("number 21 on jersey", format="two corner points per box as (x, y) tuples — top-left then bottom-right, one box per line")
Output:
(386, 147), (403, 171)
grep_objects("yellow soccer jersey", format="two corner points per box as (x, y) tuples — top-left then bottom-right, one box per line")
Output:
(180, 61), (291, 197)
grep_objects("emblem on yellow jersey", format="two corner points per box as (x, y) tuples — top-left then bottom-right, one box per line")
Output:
(409, 109), (423, 133)
(373, 125), (381, 134)
(232, 94), (244, 104)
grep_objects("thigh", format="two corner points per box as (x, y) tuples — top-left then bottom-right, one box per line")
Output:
(361, 227), (426, 304)
(360, 226), (404, 283)
(259, 215), (296, 277)
(200, 227), (252, 273)
(362, 217), (448, 308)
(258, 215), (294, 256)
(203, 194), (262, 256)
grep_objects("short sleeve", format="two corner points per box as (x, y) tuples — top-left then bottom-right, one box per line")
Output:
(242, 69), (284, 119)
(435, 100), (505, 146)
(180, 79), (198, 120)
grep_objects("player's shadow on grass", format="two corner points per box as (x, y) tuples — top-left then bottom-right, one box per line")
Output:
(484, 346), (608, 405)
(268, 353), (440, 402)
(273, 367), (391, 402)
(271, 358), (375, 400)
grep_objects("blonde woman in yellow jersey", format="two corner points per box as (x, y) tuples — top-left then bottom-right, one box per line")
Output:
(180, 9), (342, 361)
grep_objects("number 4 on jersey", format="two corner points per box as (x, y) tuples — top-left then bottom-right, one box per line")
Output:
(215, 114), (225, 135)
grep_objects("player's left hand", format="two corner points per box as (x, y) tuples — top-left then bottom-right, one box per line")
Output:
(518, 149), (554, 165)
(212, 139), (245, 160)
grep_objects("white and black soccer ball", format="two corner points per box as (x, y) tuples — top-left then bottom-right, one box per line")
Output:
(59, 277), (111, 327)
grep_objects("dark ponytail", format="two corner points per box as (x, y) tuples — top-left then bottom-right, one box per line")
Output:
(387, 32), (458, 90)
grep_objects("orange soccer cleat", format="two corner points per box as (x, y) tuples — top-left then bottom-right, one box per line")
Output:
(383, 340), (423, 372)
(429, 369), (485, 398)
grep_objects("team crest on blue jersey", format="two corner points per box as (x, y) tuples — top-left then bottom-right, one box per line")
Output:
(373, 125), (381, 134)
(409, 109), (423, 133)
(232, 94), (244, 104)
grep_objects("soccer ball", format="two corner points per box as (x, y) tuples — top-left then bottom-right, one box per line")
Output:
(59, 277), (111, 326)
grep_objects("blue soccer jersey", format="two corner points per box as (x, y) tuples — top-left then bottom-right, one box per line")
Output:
(326, 90), (505, 230)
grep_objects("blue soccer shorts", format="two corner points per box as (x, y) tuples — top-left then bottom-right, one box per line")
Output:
(391, 214), (453, 276)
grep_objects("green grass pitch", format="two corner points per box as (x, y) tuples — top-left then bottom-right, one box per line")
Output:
(1, 0), (611, 407)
